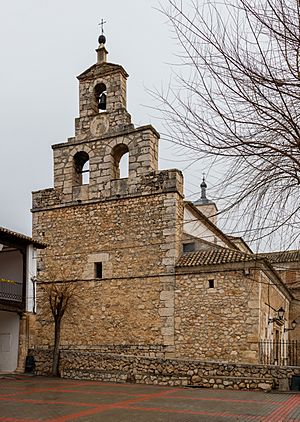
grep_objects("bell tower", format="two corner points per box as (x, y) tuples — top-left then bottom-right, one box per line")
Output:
(32, 32), (184, 360)
(32, 33), (175, 206)
(75, 33), (133, 141)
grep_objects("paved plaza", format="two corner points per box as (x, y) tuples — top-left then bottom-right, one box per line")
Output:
(0, 375), (300, 421)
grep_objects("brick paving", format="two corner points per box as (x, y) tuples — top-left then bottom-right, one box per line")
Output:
(0, 376), (300, 421)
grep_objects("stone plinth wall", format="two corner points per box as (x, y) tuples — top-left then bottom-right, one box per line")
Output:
(30, 348), (300, 392)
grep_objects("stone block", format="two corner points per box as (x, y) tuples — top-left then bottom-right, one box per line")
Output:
(159, 308), (174, 317)
(160, 291), (174, 301)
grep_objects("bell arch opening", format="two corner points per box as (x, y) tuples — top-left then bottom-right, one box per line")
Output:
(95, 83), (107, 113)
(73, 151), (90, 185)
(111, 144), (129, 179)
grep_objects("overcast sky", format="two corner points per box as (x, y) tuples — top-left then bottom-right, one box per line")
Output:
(0, 0), (208, 236)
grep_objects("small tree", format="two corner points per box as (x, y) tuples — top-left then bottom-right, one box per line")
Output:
(42, 282), (78, 376)
(157, 0), (300, 248)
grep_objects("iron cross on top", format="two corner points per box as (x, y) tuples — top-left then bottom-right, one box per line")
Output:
(99, 19), (107, 34)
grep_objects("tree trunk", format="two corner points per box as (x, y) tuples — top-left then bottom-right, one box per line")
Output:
(52, 318), (61, 376)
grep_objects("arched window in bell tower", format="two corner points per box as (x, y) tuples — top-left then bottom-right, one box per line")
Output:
(95, 83), (107, 113)
(119, 152), (129, 178)
(74, 151), (90, 185)
(112, 144), (129, 179)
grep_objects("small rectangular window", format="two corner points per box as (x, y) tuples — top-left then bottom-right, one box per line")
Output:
(95, 262), (103, 279)
(183, 242), (196, 253)
(208, 279), (215, 288)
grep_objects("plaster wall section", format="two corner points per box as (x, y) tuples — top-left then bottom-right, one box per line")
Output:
(183, 208), (227, 247)
(0, 311), (19, 372)
(289, 298), (300, 363)
(26, 245), (37, 313)
(194, 203), (218, 225)
(0, 250), (23, 284)
(270, 260), (300, 350)
(258, 271), (290, 341)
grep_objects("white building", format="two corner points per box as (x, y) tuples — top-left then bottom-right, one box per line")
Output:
(0, 227), (45, 372)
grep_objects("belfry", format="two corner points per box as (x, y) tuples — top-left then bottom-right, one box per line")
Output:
(32, 32), (183, 360)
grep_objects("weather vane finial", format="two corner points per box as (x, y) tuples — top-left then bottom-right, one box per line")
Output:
(99, 19), (107, 35)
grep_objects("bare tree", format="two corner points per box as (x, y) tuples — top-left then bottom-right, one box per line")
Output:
(41, 282), (78, 376)
(157, 0), (300, 247)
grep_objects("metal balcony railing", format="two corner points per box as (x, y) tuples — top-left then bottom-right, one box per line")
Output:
(0, 279), (23, 302)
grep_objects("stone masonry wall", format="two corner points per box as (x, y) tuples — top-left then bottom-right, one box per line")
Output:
(50, 127), (161, 201)
(30, 348), (300, 392)
(36, 277), (163, 348)
(32, 190), (184, 357)
(76, 66), (131, 139)
(174, 270), (260, 363)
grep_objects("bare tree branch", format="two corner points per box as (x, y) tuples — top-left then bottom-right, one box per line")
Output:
(156, 0), (300, 247)
(40, 281), (78, 376)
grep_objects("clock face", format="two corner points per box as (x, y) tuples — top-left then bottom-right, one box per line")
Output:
(90, 114), (109, 137)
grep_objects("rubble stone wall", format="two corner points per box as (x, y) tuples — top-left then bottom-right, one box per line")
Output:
(30, 348), (300, 392)
(174, 270), (260, 363)
(32, 189), (184, 358)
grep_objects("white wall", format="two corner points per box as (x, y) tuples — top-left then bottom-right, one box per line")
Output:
(183, 208), (227, 247)
(0, 311), (19, 372)
(26, 245), (37, 313)
(0, 249), (23, 282)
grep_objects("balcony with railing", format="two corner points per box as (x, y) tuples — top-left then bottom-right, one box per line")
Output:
(0, 278), (23, 302)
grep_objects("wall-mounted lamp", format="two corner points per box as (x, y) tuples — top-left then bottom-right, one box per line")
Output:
(268, 307), (285, 324)
(284, 320), (297, 332)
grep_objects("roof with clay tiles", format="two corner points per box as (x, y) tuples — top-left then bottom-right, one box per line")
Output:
(0, 227), (46, 248)
(177, 247), (256, 267)
(258, 250), (300, 264)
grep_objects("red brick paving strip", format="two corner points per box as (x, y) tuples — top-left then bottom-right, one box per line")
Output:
(0, 419), (38, 422)
(262, 395), (300, 422)
(1, 378), (300, 422)
(117, 405), (261, 420)
(165, 394), (281, 405)
(43, 388), (179, 422)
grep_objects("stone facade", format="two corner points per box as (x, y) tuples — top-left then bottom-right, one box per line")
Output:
(29, 36), (299, 389)
(174, 265), (291, 364)
(32, 40), (185, 361)
(33, 191), (184, 358)
(175, 270), (260, 363)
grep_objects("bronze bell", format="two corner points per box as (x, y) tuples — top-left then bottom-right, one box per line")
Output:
(99, 92), (107, 110)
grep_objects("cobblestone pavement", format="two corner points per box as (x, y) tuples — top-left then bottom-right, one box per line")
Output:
(1, 375), (300, 421)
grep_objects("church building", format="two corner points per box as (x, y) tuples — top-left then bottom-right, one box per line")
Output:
(29, 34), (300, 390)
